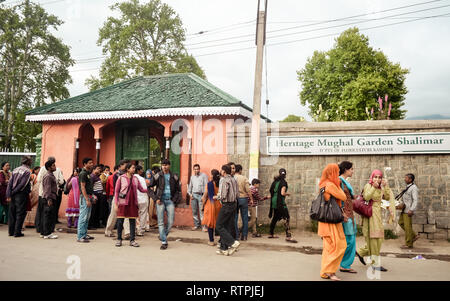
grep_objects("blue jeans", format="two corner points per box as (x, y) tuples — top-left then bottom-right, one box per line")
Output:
(191, 193), (204, 228)
(157, 199), (175, 244)
(235, 197), (249, 238)
(77, 195), (92, 240)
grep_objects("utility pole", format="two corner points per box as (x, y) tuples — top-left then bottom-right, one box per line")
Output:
(249, 0), (267, 183)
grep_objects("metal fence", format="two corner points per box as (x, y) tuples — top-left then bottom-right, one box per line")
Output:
(0, 151), (37, 169)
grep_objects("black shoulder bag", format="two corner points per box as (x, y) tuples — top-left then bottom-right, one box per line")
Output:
(310, 188), (344, 224)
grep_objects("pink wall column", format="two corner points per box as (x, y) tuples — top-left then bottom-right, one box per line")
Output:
(41, 121), (82, 219)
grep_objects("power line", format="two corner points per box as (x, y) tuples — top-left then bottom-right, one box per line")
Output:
(266, 11), (450, 47)
(184, 0), (445, 47)
(186, 19), (255, 37)
(185, 4), (450, 51)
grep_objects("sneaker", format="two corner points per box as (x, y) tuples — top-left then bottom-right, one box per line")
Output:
(44, 234), (58, 239)
(77, 238), (90, 243)
(160, 244), (168, 250)
(130, 240), (140, 247)
(216, 249), (230, 256)
(115, 240), (122, 247)
(231, 240), (240, 249)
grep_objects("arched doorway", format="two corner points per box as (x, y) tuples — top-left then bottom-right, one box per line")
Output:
(78, 123), (96, 167)
(115, 119), (165, 170)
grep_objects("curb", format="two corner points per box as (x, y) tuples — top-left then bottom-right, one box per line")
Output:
(56, 226), (450, 262)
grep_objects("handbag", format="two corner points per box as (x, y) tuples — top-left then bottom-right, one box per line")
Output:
(310, 188), (344, 224)
(118, 176), (131, 206)
(353, 190), (373, 218)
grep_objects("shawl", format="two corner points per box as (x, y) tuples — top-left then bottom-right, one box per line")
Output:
(339, 176), (354, 197)
(368, 169), (383, 187)
(319, 164), (341, 189)
(71, 177), (80, 207)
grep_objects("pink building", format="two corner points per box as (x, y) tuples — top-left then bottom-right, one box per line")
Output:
(25, 73), (264, 226)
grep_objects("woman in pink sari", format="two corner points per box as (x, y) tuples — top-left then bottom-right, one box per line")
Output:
(65, 168), (81, 228)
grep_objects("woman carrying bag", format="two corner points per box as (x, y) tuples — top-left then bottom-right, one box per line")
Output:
(357, 169), (391, 272)
(318, 163), (347, 281)
(113, 163), (147, 247)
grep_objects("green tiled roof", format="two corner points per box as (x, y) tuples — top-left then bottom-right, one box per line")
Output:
(26, 73), (252, 115)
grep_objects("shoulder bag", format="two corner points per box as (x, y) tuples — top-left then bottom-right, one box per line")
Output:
(310, 188), (344, 223)
(353, 189), (373, 218)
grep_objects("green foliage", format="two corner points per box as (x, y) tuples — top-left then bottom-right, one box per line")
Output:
(308, 219), (318, 233)
(281, 114), (305, 122)
(384, 229), (398, 240)
(0, 0), (73, 150)
(86, 0), (205, 91)
(297, 28), (409, 121)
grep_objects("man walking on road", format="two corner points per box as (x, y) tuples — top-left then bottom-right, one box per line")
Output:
(188, 164), (208, 231)
(152, 159), (181, 250)
(215, 164), (240, 256)
(397, 173), (420, 249)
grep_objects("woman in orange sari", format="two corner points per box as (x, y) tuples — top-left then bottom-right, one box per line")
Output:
(318, 163), (347, 281)
(201, 169), (222, 246)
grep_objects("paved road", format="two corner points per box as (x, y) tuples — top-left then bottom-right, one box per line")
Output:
(0, 226), (449, 281)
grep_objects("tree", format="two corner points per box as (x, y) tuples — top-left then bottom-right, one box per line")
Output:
(0, 0), (74, 150)
(86, 0), (205, 91)
(281, 114), (305, 122)
(297, 27), (409, 121)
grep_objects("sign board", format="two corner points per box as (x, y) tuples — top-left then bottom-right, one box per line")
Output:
(267, 132), (450, 155)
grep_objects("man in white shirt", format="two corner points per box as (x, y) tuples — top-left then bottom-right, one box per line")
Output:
(187, 164), (208, 231)
(135, 165), (149, 236)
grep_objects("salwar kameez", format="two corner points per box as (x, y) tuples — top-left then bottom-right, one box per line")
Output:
(317, 170), (347, 279)
(357, 183), (391, 268)
(339, 181), (357, 270)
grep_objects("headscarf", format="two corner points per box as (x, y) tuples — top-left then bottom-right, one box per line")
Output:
(368, 169), (383, 187)
(339, 176), (354, 197)
(319, 163), (341, 189)
(145, 169), (152, 180)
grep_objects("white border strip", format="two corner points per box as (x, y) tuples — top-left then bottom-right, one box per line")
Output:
(25, 106), (253, 122)
(0, 152), (36, 156)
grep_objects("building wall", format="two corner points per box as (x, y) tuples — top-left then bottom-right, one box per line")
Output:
(228, 120), (450, 240)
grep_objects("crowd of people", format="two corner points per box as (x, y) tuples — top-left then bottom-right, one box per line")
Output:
(317, 162), (419, 281)
(1, 155), (420, 280)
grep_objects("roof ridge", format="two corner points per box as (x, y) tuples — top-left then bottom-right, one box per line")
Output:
(186, 73), (242, 105)
(26, 76), (144, 115)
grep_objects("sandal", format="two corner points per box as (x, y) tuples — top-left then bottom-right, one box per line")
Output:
(105, 233), (115, 237)
(340, 268), (357, 273)
(323, 273), (341, 281)
(268, 235), (279, 239)
(115, 240), (122, 247)
(130, 240), (140, 247)
(286, 238), (298, 243)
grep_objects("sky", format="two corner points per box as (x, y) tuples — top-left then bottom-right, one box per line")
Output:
(4, 0), (450, 121)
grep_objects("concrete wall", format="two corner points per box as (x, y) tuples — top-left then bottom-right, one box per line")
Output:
(228, 120), (450, 240)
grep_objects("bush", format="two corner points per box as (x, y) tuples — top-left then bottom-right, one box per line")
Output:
(307, 220), (318, 233)
(384, 229), (398, 240)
